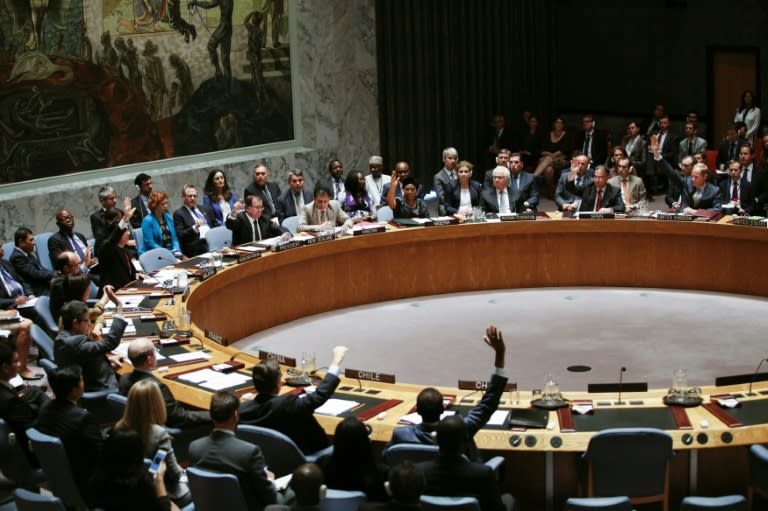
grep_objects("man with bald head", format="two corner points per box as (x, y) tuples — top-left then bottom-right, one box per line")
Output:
(244, 164), (282, 221)
(48, 209), (96, 274)
(119, 337), (211, 428)
(555, 153), (592, 212)
(380, 161), (420, 208)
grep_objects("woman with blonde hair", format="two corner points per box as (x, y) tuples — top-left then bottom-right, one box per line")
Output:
(114, 379), (191, 506)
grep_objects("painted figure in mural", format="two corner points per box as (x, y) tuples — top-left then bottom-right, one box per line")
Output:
(51, 32), (66, 58)
(5, 0), (66, 51)
(123, 39), (145, 100)
(79, 21), (92, 62)
(166, 0), (196, 43)
(188, 0), (233, 92)
(214, 113), (240, 150)
(260, 0), (285, 48)
(134, 0), (164, 30)
(244, 9), (266, 100)
(113, 37), (129, 79)
(97, 31), (119, 69)
(142, 40), (166, 120)
(168, 54), (194, 108)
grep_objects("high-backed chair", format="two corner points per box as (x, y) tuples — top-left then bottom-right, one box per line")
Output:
(204, 226), (232, 250)
(420, 495), (481, 511)
(381, 444), (505, 475)
(582, 428), (674, 511)
(319, 489), (367, 511)
(235, 424), (331, 478)
(749, 444), (768, 509)
(131, 228), (144, 251)
(36, 360), (118, 425)
(0, 419), (44, 490)
(29, 324), (54, 361)
(680, 495), (747, 511)
(138, 247), (177, 272)
(33, 233), (54, 271)
(1, 241), (14, 261)
(376, 206), (393, 222)
(281, 216), (299, 234)
(187, 466), (248, 511)
(564, 496), (632, 511)
(26, 428), (88, 510)
(33, 296), (58, 336)
(12, 488), (66, 511)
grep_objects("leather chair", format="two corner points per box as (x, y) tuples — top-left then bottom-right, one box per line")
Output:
(187, 466), (248, 511)
(26, 428), (88, 510)
(420, 496), (481, 511)
(138, 247), (177, 272)
(319, 489), (367, 511)
(204, 226), (232, 250)
(12, 488), (66, 511)
(680, 494), (747, 511)
(0, 419), (44, 490)
(749, 444), (768, 509)
(236, 424), (332, 478)
(564, 496), (632, 511)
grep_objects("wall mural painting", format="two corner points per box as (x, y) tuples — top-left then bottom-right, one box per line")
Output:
(0, 0), (293, 184)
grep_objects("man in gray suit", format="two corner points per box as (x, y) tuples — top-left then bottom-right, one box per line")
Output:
(190, 390), (279, 511)
(433, 147), (459, 215)
(622, 121), (647, 176)
(678, 122), (708, 166)
(297, 186), (353, 232)
(608, 158), (647, 211)
(274, 170), (313, 224)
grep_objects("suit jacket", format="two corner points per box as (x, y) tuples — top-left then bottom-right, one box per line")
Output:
(226, 212), (287, 246)
(173, 205), (216, 257)
(244, 182), (282, 219)
(239, 372), (340, 454)
(607, 175), (647, 208)
(90, 209), (110, 254)
(0, 382), (45, 463)
(717, 138), (741, 169)
(574, 128), (608, 168)
(388, 372), (507, 462)
(10, 247), (53, 296)
(323, 176), (346, 202)
(508, 171), (539, 209)
(97, 222), (136, 290)
(54, 317), (126, 391)
(479, 186), (522, 214)
(119, 369), (212, 429)
(677, 137), (708, 164)
(433, 169), (457, 216)
(622, 135), (647, 174)
(418, 454), (505, 511)
(719, 178), (757, 215)
(190, 429), (277, 511)
(566, 180), (626, 213)
(0, 259), (32, 309)
(35, 398), (102, 496)
(554, 170), (594, 211)
(297, 201), (351, 232)
(140, 212), (181, 255)
(444, 180), (482, 215)
(130, 194), (150, 229)
(274, 189), (313, 224)
(47, 230), (88, 268)
(379, 183), (426, 208)
(660, 157), (722, 212)
(203, 193), (239, 227)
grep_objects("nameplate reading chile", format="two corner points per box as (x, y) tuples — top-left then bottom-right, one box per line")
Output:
(345, 368), (396, 384)
(258, 350), (297, 367)
(458, 380), (517, 392)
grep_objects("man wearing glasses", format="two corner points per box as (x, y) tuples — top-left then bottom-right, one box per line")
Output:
(54, 300), (127, 391)
(226, 195), (288, 246)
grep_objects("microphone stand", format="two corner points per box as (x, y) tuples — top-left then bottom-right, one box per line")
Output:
(747, 358), (768, 396)
(616, 367), (626, 405)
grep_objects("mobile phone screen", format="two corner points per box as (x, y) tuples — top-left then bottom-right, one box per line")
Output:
(149, 449), (168, 474)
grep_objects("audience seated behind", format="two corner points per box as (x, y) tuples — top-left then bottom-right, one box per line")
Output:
(244, 164), (282, 221)
(10, 227), (54, 296)
(240, 346), (348, 455)
(317, 416), (389, 502)
(433, 147), (459, 216)
(265, 463), (328, 511)
(275, 170), (314, 224)
(360, 461), (426, 511)
(388, 325), (507, 462)
(47, 209), (97, 277)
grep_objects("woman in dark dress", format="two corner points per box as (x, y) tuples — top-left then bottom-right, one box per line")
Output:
(444, 160), (482, 216)
(520, 114), (542, 169)
(533, 116), (572, 193)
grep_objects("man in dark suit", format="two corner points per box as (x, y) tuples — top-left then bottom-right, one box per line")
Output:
(387, 325), (507, 462)
(480, 167), (519, 214)
(507, 153), (538, 212)
(360, 462), (426, 511)
(433, 147), (459, 215)
(649, 115), (677, 199)
(574, 114), (608, 170)
(55, 300), (127, 391)
(716, 124), (741, 171)
(417, 416), (514, 511)
(666, 156), (694, 209)
(190, 390), (278, 511)
(622, 121), (647, 177)
(96, 209), (139, 290)
(555, 154), (592, 212)
(652, 135), (722, 214)
(120, 337), (212, 430)
(482, 149), (511, 189)
(129, 173), (152, 229)
(10, 228), (54, 296)
(274, 170), (313, 224)
(226, 195), (288, 246)
(240, 346), (348, 455)
(323, 159), (346, 202)
(0, 342), (49, 463)
(35, 364), (102, 497)
(48, 209), (97, 277)
(90, 186), (118, 254)
(719, 160), (756, 215)
(565, 165), (626, 213)
(173, 184), (217, 257)
(380, 161), (424, 208)
(244, 164), (282, 221)
(485, 114), (516, 169)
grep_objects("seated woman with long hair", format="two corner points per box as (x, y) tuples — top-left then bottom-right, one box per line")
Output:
(113, 379), (191, 507)
(140, 191), (182, 259)
(341, 170), (374, 218)
(203, 169), (241, 226)
(444, 160), (482, 216)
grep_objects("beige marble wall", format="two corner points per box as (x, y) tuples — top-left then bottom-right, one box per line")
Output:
(0, 0), (378, 241)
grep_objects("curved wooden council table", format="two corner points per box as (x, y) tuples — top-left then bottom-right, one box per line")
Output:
(173, 218), (768, 509)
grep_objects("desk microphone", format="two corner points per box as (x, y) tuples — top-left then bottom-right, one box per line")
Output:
(230, 351), (260, 363)
(616, 366), (627, 405)
(460, 389), (480, 404)
(747, 358), (768, 396)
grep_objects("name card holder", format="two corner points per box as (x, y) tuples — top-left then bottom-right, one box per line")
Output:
(258, 350), (297, 367)
(578, 212), (615, 220)
(345, 368), (396, 384)
(458, 380), (517, 392)
(656, 213), (694, 221)
(304, 233), (336, 245)
(273, 239), (305, 252)
(732, 217), (768, 227)
(235, 250), (262, 263)
(499, 213), (537, 221)
(204, 329), (230, 347)
(429, 217), (459, 226)
(353, 225), (387, 236)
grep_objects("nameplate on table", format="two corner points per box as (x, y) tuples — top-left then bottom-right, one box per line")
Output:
(345, 368), (396, 384)
(458, 380), (517, 392)
(235, 250), (263, 263)
(654, 213), (694, 221)
(204, 329), (230, 347)
(273, 239), (305, 252)
(731, 217), (767, 227)
(578, 212), (615, 220)
(258, 350), (296, 367)
(430, 217), (459, 226)
(499, 213), (537, 221)
(353, 224), (386, 236)
(304, 233), (336, 245)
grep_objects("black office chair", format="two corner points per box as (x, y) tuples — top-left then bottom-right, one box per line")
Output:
(564, 496), (632, 511)
(680, 495), (747, 511)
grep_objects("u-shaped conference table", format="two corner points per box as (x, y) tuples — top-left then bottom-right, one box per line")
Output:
(142, 217), (768, 510)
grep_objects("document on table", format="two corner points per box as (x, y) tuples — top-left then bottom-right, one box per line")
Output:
(314, 398), (362, 416)
(486, 410), (510, 426)
(170, 352), (211, 363)
(177, 368), (250, 391)
(105, 295), (145, 310)
(398, 410), (455, 425)
(105, 318), (136, 335)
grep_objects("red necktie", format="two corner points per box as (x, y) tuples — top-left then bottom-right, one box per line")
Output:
(595, 189), (603, 211)
(731, 181), (739, 202)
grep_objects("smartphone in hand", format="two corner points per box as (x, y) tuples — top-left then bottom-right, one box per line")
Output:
(149, 449), (168, 475)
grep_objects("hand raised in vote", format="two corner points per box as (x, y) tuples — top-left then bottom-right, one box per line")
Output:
(483, 324), (506, 368)
(649, 134), (660, 157)
(331, 345), (349, 367)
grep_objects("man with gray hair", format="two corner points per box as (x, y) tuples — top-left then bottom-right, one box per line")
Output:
(433, 147), (459, 215)
(365, 156), (389, 209)
(480, 166), (516, 214)
(275, 169), (314, 224)
(90, 185), (118, 252)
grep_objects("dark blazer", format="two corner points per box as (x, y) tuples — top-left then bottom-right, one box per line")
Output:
(444, 180), (482, 215)
(10, 248), (53, 296)
(47, 230), (88, 268)
(388, 372), (507, 462)
(479, 186), (522, 214)
(0, 259), (32, 309)
(574, 128), (608, 168)
(0, 382), (45, 463)
(660, 158), (722, 212)
(203, 193), (239, 227)
(130, 194), (150, 229)
(89, 209), (110, 254)
(35, 398), (102, 496)
(173, 205), (216, 257)
(225, 212), (287, 247)
(190, 429), (277, 511)
(717, 138), (741, 169)
(418, 454), (505, 511)
(274, 188), (313, 224)
(97, 223), (136, 290)
(622, 135), (647, 174)
(239, 372), (340, 454)
(720, 178), (757, 215)
(554, 170), (594, 211)
(509, 171), (539, 209)
(54, 317), (127, 391)
(244, 182), (282, 220)
(119, 369), (211, 429)
(566, 180), (626, 213)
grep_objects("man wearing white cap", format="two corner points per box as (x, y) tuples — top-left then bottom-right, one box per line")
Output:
(365, 155), (390, 210)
